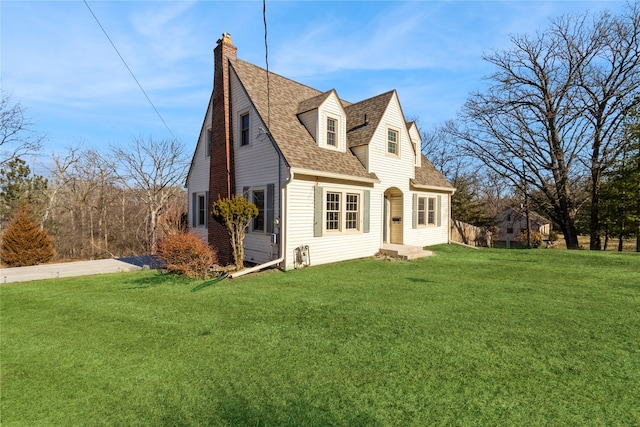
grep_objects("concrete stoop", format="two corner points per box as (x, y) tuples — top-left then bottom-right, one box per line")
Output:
(380, 244), (433, 260)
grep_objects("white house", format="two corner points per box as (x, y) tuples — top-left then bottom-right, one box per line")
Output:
(186, 33), (455, 270)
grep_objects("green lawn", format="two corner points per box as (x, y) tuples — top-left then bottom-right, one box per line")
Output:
(1, 245), (639, 426)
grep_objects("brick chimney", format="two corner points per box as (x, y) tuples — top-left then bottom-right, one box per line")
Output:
(208, 32), (237, 266)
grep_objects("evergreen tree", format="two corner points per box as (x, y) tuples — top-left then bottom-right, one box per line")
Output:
(599, 108), (640, 251)
(0, 157), (47, 226)
(1, 200), (55, 266)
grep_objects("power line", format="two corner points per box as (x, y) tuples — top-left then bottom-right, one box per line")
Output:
(263, 0), (270, 128)
(82, 0), (176, 140)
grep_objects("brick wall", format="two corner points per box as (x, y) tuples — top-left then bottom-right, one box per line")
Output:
(208, 34), (237, 265)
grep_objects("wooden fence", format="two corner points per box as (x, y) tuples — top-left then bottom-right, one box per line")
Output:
(450, 219), (492, 247)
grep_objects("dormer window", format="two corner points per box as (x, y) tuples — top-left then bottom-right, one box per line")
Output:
(327, 117), (337, 146)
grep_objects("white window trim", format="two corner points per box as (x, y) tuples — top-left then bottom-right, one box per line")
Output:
(323, 112), (342, 151)
(323, 188), (363, 234)
(427, 196), (437, 226)
(386, 126), (400, 157)
(417, 196), (437, 227)
(195, 192), (207, 228)
(238, 111), (251, 148)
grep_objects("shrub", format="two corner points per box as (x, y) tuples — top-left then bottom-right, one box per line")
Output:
(211, 195), (258, 270)
(515, 229), (543, 248)
(1, 200), (55, 266)
(156, 233), (218, 279)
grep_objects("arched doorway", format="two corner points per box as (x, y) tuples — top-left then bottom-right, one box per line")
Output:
(383, 187), (403, 244)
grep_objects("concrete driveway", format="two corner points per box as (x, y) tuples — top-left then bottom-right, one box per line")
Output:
(1, 256), (159, 284)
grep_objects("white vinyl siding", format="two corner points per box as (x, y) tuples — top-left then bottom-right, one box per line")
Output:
(351, 145), (368, 170)
(408, 123), (421, 167)
(186, 98), (212, 242)
(319, 94), (346, 152)
(284, 178), (379, 269)
(298, 109), (318, 141)
(231, 72), (282, 264)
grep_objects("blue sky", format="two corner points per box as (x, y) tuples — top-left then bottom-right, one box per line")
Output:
(1, 0), (627, 170)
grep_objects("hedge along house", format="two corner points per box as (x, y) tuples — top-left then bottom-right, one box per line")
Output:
(186, 33), (455, 270)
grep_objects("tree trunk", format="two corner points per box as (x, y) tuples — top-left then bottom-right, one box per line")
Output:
(589, 167), (602, 250)
(560, 221), (580, 249)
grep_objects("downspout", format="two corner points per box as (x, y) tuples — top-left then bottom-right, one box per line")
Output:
(229, 152), (292, 279)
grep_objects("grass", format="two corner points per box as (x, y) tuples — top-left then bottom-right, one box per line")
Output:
(1, 245), (638, 426)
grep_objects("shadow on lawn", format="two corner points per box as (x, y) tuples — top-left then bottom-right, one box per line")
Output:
(123, 276), (166, 289)
(406, 277), (435, 284)
(166, 384), (381, 426)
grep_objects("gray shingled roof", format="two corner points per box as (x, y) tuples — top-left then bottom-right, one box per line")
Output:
(412, 155), (455, 190)
(297, 90), (334, 115)
(345, 91), (395, 148)
(229, 58), (452, 190)
(230, 59), (376, 180)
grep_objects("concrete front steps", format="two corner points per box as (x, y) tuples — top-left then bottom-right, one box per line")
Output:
(379, 244), (433, 260)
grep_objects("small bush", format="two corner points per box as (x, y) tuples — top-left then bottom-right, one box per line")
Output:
(156, 233), (218, 279)
(515, 230), (543, 248)
(1, 200), (55, 267)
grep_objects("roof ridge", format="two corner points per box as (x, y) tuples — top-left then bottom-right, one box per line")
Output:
(232, 58), (324, 95)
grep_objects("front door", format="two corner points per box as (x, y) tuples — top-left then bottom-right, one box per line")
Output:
(389, 194), (403, 244)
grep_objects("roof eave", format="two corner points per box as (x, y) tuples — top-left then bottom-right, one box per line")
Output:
(410, 180), (456, 194)
(291, 167), (380, 184)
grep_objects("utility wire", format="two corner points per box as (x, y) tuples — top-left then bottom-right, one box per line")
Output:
(83, 0), (176, 139)
(263, 0), (270, 128)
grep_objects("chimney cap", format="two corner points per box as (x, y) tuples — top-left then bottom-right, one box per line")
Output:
(217, 32), (233, 46)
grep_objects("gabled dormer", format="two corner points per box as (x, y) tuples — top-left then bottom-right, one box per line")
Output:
(407, 121), (422, 168)
(297, 89), (347, 153)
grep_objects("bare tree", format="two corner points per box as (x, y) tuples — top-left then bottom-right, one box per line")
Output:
(0, 91), (44, 167)
(453, 5), (640, 249)
(111, 137), (188, 254)
(575, 5), (640, 249)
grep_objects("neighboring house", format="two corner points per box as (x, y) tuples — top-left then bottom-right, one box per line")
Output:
(494, 207), (552, 245)
(186, 33), (455, 269)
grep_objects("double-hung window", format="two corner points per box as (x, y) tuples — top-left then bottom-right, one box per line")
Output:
(417, 196), (436, 226)
(324, 191), (360, 232)
(240, 113), (250, 147)
(387, 128), (398, 155)
(417, 197), (426, 226)
(327, 117), (337, 147)
(325, 192), (341, 231)
(192, 192), (209, 228)
(345, 193), (359, 230)
(427, 197), (436, 225)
